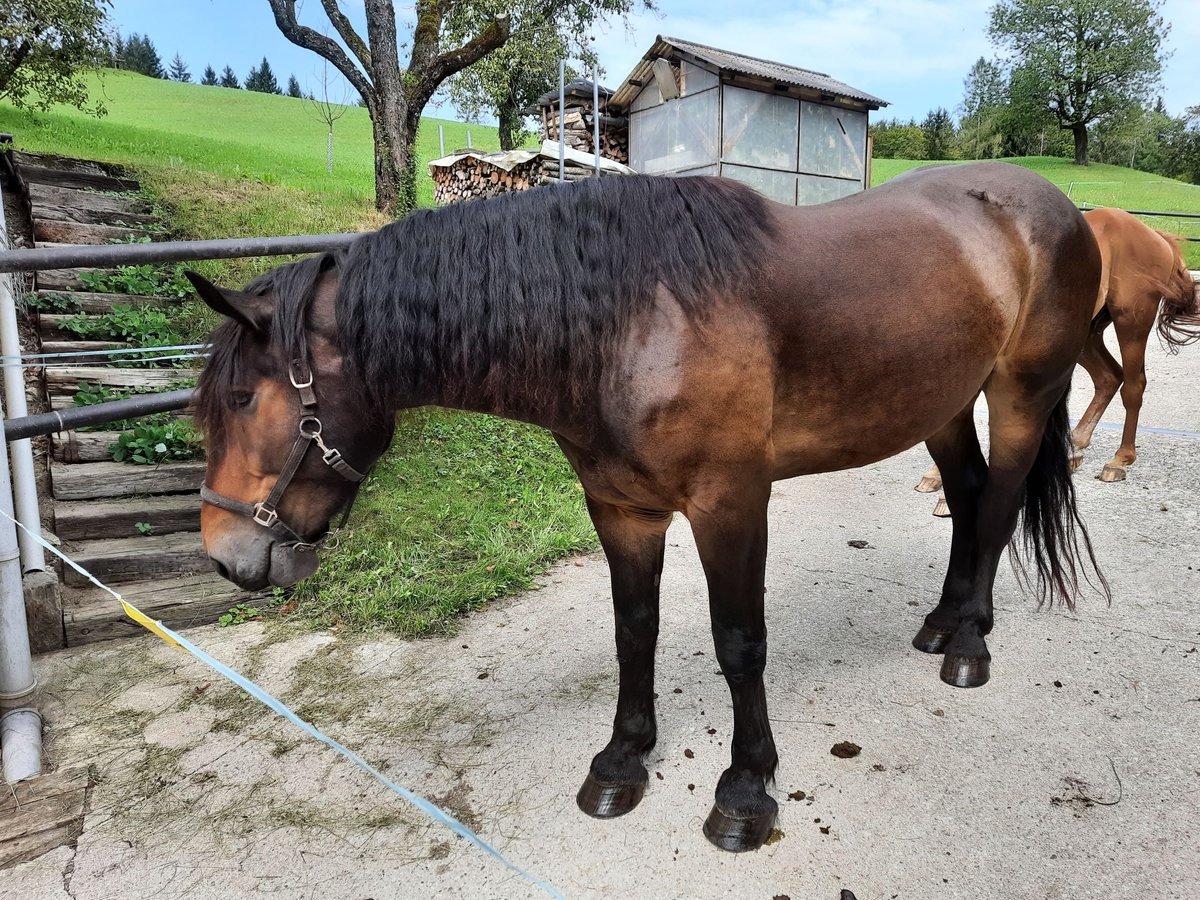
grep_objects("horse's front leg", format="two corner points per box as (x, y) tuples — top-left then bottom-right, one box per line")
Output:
(577, 496), (671, 819)
(689, 485), (777, 852)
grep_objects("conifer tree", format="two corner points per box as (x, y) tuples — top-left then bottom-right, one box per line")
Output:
(168, 53), (191, 82)
(219, 65), (239, 89)
(201, 65), (218, 86)
(286, 74), (302, 97)
(245, 57), (281, 94)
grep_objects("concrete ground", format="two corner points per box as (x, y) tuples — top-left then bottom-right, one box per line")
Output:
(2, 337), (1199, 900)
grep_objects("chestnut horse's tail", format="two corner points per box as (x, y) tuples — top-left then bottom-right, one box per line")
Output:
(1154, 231), (1200, 352)
(1015, 390), (1110, 609)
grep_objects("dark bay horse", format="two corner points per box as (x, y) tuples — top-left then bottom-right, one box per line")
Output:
(186, 163), (1105, 852)
(916, 206), (1200, 508)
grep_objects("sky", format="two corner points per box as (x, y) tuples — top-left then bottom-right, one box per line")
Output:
(108, 0), (1200, 123)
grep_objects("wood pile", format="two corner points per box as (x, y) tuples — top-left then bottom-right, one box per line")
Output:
(432, 158), (541, 205)
(542, 106), (629, 164)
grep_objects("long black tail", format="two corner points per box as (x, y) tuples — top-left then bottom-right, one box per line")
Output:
(1015, 389), (1110, 609)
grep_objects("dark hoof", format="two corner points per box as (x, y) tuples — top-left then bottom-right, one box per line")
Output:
(702, 803), (777, 852)
(940, 653), (990, 688)
(912, 624), (953, 654)
(577, 772), (646, 819)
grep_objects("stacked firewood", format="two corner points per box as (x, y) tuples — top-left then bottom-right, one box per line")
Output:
(542, 106), (629, 164)
(431, 158), (542, 204)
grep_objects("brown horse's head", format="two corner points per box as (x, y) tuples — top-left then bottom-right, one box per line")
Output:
(187, 259), (394, 591)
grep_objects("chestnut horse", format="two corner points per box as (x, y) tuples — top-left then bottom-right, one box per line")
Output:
(916, 206), (1200, 507)
(186, 163), (1104, 853)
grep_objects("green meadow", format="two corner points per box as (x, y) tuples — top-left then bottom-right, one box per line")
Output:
(873, 156), (1200, 266)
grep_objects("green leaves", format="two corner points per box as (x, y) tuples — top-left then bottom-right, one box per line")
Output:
(109, 419), (203, 465)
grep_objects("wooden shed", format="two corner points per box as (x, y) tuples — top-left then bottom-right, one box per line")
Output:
(608, 36), (888, 205)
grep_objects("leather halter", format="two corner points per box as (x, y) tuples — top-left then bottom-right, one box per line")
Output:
(200, 360), (368, 553)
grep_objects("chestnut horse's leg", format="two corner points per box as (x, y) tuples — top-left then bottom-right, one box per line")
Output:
(1099, 311), (1152, 482)
(576, 496), (671, 819)
(1071, 324), (1123, 470)
(688, 486), (778, 852)
(913, 404), (987, 654)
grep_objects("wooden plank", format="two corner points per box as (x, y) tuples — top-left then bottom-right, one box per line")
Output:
(18, 163), (140, 193)
(50, 431), (121, 463)
(46, 366), (197, 392)
(15, 151), (124, 178)
(31, 202), (160, 228)
(55, 494), (200, 539)
(34, 219), (159, 245)
(35, 290), (173, 313)
(27, 181), (151, 216)
(64, 573), (262, 645)
(0, 764), (90, 870)
(50, 395), (192, 416)
(65, 531), (210, 585)
(35, 268), (120, 292)
(41, 340), (129, 353)
(51, 460), (205, 500)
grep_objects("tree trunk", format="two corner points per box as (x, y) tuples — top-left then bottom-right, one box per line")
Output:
(498, 105), (520, 152)
(1072, 123), (1089, 166)
(368, 94), (418, 216)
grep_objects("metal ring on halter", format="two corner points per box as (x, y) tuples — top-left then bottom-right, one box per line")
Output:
(299, 416), (322, 438)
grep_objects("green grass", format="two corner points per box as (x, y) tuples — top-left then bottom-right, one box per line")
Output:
(873, 156), (1200, 266)
(291, 411), (595, 635)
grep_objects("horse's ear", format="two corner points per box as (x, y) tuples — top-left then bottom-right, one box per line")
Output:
(184, 271), (271, 333)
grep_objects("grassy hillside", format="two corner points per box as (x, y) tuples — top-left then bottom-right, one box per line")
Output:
(874, 156), (1200, 266)
(0, 70), (504, 257)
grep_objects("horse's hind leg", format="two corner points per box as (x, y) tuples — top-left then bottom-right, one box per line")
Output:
(1099, 311), (1152, 482)
(688, 483), (777, 852)
(576, 496), (671, 819)
(1071, 325), (1122, 470)
(913, 403), (987, 653)
(940, 375), (1073, 687)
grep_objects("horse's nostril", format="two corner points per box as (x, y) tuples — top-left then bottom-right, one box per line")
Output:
(212, 559), (231, 581)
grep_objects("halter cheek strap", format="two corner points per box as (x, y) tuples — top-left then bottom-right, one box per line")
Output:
(200, 360), (368, 552)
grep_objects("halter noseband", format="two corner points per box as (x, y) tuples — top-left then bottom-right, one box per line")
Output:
(200, 360), (368, 552)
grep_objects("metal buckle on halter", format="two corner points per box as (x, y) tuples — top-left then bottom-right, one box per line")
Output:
(289, 361), (313, 390)
(252, 503), (279, 528)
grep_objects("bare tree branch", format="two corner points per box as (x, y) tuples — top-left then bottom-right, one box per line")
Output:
(266, 0), (373, 103)
(320, 0), (372, 73)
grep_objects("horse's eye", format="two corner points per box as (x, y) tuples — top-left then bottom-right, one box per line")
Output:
(230, 390), (254, 410)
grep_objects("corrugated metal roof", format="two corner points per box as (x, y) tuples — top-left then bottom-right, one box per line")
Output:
(609, 35), (888, 110)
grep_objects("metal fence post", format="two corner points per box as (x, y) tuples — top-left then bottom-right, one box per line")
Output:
(0, 155), (45, 572)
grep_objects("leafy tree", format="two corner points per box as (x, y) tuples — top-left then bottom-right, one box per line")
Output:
(957, 57), (1006, 159)
(245, 56), (281, 93)
(988, 0), (1170, 165)
(0, 0), (112, 115)
(268, 0), (516, 214)
(219, 65), (239, 89)
(444, 2), (650, 152)
(200, 64), (218, 86)
(168, 52), (191, 83)
(119, 33), (165, 78)
(869, 119), (926, 159)
(286, 73), (302, 97)
(921, 107), (955, 160)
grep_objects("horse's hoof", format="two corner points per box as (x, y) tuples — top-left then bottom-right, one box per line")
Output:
(932, 496), (951, 518)
(915, 474), (942, 493)
(577, 772), (646, 819)
(1069, 449), (1085, 472)
(1098, 464), (1127, 483)
(912, 624), (954, 654)
(702, 803), (777, 852)
(940, 654), (990, 688)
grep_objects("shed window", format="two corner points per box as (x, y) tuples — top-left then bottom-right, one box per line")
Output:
(722, 165), (797, 205)
(797, 173), (861, 205)
(799, 103), (867, 180)
(721, 85), (799, 171)
(629, 89), (718, 175)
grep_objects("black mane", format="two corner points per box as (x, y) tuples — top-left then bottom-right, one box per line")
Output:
(199, 175), (776, 429)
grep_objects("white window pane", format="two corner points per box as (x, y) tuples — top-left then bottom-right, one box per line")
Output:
(681, 61), (718, 95)
(722, 164), (797, 204)
(721, 85), (799, 170)
(797, 174), (862, 205)
(800, 103), (867, 179)
(630, 90), (718, 174)
(674, 165), (719, 177)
